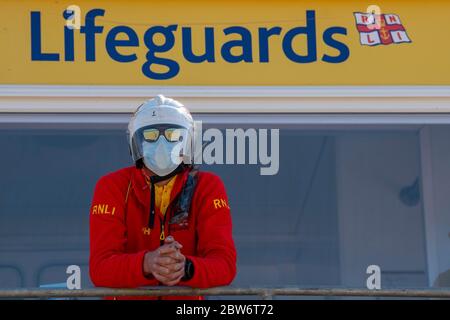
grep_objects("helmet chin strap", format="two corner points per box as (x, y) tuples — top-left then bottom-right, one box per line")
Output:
(146, 164), (185, 230)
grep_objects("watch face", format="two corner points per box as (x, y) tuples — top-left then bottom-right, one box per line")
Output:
(186, 260), (191, 273)
(185, 259), (194, 280)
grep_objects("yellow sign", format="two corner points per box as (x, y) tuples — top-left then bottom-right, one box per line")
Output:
(0, 0), (449, 85)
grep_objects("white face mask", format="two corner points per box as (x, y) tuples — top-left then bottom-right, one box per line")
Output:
(142, 137), (183, 177)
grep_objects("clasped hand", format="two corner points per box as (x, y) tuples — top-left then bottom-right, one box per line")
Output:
(143, 236), (186, 286)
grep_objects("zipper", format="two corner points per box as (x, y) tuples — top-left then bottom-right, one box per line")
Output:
(157, 212), (169, 301)
(160, 224), (165, 243)
(159, 213), (168, 246)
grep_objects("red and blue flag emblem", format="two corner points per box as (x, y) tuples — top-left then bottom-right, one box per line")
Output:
(354, 12), (412, 46)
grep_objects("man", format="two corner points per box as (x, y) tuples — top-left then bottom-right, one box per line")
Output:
(89, 95), (237, 300)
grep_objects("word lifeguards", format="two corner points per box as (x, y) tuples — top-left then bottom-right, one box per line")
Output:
(30, 8), (350, 80)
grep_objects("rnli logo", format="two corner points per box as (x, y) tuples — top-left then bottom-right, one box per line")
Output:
(213, 198), (230, 210)
(91, 204), (116, 215)
(354, 12), (412, 46)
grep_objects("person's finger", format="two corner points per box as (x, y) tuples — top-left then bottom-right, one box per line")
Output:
(163, 274), (184, 286)
(161, 248), (185, 262)
(161, 271), (183, 285)
(157, 245), (178, 256)
(153, 272), (173, 283)
(164, 236), (174, 244)
(174, 251), (185, 262)
(162, 261), (184, 273)
(163, 273), (181, 283)
(164, 279), (180, 286)
(159, 248), (182, 259)
(154, 264), (183, 283)
(154, 264), (172, 276)
(171, 261), (185, 273)
(172, 241), (183, 250)
(166, 241), (183, 251)
(172, 262), (185, 277)
(155, 254), (184, 274)
(161, 254), (184, 265)
(164, 236), (183, 250)
(155, 255), (178, 266)
(161, 248), (183, 257)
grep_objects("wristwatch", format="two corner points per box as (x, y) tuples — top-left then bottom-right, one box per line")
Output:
(182, 258), (194, 281)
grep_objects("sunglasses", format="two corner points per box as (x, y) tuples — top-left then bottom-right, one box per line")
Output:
(142, 125), (185, 143)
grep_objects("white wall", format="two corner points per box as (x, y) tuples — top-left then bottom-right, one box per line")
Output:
(424, 126), (450, 286)
(336, 131), (428, 287)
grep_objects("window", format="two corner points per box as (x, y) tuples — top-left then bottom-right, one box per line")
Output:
(0, 114), (449, 294)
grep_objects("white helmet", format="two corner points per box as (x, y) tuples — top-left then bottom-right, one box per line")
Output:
(127, 95), (194, 174)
